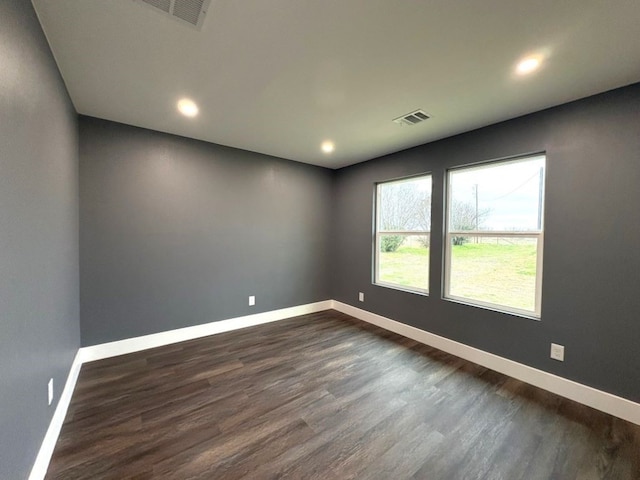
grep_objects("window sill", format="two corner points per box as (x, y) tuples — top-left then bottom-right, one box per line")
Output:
(443, 295), (541, 321)
(373, 281), (429, 297)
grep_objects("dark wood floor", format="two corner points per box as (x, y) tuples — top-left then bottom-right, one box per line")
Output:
(47, 310), (640, 479)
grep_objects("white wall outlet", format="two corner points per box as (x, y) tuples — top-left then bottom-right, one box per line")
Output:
(249, 295), (255, 306)
(358, 292), (364, 302)
(550, 343), (565, 362)
(48, 378), (54, 406)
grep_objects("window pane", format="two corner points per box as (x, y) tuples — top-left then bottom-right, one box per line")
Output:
(378, 234), (429, 291)
(375, 174), (431, 294)
(449, 236), (538, 312)
(378, 176), (432, 232)
(449, 155), (545, 232)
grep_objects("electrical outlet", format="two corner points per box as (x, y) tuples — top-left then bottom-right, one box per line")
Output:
(358, 292), (364, 302)
(48, 378), (54, 406)
(550, 343), (565, 362)
(249, 295), (255, 306)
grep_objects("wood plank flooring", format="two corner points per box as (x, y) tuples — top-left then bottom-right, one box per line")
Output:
(46, 310), (640, 479)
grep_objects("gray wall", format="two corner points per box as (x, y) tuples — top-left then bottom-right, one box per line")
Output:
(79, 117), (333, 346)
(332, 83), (640, 402)
(2, 4), (638, 475)
(0, 1), (80, 478)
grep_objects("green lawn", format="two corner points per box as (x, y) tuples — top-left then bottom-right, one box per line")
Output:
(379, 245), (430, 290)
(379, 241), (538, 311)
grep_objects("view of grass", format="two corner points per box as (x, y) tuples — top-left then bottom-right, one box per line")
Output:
(378, 244), (429, 291)
(379, 240), (538, 311)
(449, 241), (537, 311)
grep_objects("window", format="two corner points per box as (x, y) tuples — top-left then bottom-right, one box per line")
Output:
(444, 155), (545, 317)
(375, 174), (432, 293)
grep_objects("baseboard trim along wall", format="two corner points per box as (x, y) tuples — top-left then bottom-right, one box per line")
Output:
(331, 300), (640, 426)
(29, 299), (640, 479)
(28, 300), (331, 480)
(29, 351), (83, 480)
(79, 300), (333, 363)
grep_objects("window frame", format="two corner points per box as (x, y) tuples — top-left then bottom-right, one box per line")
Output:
(443, 154), (546, 319)
(373, 173), (432, 295)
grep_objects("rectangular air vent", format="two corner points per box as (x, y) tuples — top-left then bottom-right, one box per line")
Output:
(393, 109), (431, 126)
(137, 0), (212, 29)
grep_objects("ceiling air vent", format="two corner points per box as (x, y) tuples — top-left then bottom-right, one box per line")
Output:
(137, 0), (212, 30)
(393, 109), (431, 126)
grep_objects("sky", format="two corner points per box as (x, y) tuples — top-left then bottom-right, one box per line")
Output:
(449, 155), (545, 231)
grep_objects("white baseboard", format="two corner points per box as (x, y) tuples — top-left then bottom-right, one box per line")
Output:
(29, 350), (83, 480)
(79, 300), (332, 363)
(29, 298), (640, 480)
(331, 300), (640, 426)
(29, 300), (332, 480)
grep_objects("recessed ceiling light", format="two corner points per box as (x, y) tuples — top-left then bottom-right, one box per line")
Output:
(516, 56), (542, 75)
(177, 98), (199, 117)
(321, 141), (335, 154)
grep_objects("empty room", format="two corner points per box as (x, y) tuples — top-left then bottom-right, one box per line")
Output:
(3, 0), (640, 479)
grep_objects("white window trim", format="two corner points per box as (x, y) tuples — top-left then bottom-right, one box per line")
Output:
(443, 232), (544, 318)
(443, 156), (545, 318)
(374, 231), (431, 295)
(374, 174), (432, 295)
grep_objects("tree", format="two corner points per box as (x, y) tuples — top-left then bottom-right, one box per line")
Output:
(378, 180), (431, 252)
(380, 235), (404, 252)
(450, 200), (489, 245)
(416, 190), (431, 248)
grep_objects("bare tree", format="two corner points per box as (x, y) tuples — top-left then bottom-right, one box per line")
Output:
(379, 179), (490, 251)
(379, 182), (427, 230)
(450, 200), (490, 245)
(416, 192), (431, 247)
(379, 181), (430, 251)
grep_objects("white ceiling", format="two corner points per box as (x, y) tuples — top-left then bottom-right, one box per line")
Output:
(32, 0), (640, 169)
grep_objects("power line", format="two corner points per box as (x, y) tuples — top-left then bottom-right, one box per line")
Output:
(483, 170), (541, 202)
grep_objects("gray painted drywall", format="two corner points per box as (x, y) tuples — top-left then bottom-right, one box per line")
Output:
(0, 1), (80, 478)
(332, 83), (640, 402)
(79, 117), (333, 346)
